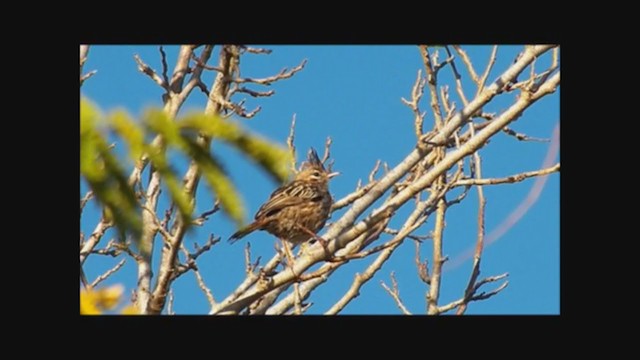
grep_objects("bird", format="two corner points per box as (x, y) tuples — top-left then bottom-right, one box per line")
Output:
(229, 148), (339, 258)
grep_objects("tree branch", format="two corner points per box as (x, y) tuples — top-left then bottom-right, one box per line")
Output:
(454, 163), (560, 187)
(380, 272), (411, 315)
(456, 135), (486, 315)
(234, 59), (307, 85)
(90, 258), (126, 288)
(210, 45), (558, 315)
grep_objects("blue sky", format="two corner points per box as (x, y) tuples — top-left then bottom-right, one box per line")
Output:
(80, 45), (559, 314)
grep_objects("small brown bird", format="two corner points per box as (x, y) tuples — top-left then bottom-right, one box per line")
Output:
(229, 148), (339, 250)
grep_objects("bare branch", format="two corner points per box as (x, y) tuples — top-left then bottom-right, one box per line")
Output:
(234, 86), (275, 97)
(80, 219), (112, 265)
(149, 45), (238, 315)
(159, 46), (170, 87)
(211, 45), (557, 315)
(80, 45), (96, 86)
(80, 191), (93, 214)
(80, 70), (97, 85)
(419, 45), (445, 129)
(437, 274), (509, 314)
(380, 272), (411, 315)
(322, 137), (333, 164)
(287, 114), (297, 174)
(401, 69), (427, 138)
(244, 242), (261, 275)
(501, 126), (550, 142)
(241, 46), (273, 55)
(235, 59), (307, 85)
(90, 258), (126, 288)
(319, 190), (441, 315)
(447, 122), (560, 272)
(332, 181), (377, 210)
(427, 197), (447, 314)
(454, 163), (560, 187)
(80, 45), (89, 66)
(331, 159), (381, 211)
(190, 52), (223, 72)
(172, 234), (220, 279)
(167, 289), (175, 315)
(169, 45), (198, 94)
(471, 279), (509, 301)
(134, 54), (169, 90)
(193, 265), (217, 310)
(444, 46), (469, 107)
(369, 160), (382, 183)
(192, 201), (221, 226)
(293, 283), (303, 315)
(452, 45), (480, 85)
(174, 45), (213, 104)
(477, 45), (498, 95)
(456, 136), (486, 315)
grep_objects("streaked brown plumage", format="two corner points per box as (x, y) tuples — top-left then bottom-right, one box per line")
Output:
(229, 148), (338, 245)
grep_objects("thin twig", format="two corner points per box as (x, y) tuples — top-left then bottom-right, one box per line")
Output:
(134, 54), (169, 90)
(456, 138), (486, 315)
(454, 163), (559, 187)
(80, 45), (96, 86)
(192, 201), (221, 226)
(241, 46), (273, 55)
(234, 86), (275, 97)
(80, 191), (93, 214)
(90, 258), (126, 288)
(193, 266), (217, 309)
(332, 182), (377, 210)
(173, 234), (221, 279)
(167, 289), (175, 315)
(477, 45), (498, 95)
(401, 69), (427, 138)
(444, 46), (469, 107)
(452, 45), (480, 85)
(159, 46), (169, 87)
(190, 52), (223, 72)
(419, 45), (445, 130)
(234, 59), (307, 85)
(80, 219), (113, 265)
(287, 114), (297, 174)
(380, 272), (411, 315)
(322, 137), (332, 165)
(437, 273), (509, 314)
(80, 70), (97, 85)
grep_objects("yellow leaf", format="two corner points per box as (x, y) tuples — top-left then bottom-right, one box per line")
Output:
(80, 285), (124, 315)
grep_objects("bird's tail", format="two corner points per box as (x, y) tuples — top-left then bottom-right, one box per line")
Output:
(228, 222), (261, 244)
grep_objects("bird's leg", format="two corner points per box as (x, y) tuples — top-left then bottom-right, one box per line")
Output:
(295, 225), (334, 261)
(279, 239), (300, 280)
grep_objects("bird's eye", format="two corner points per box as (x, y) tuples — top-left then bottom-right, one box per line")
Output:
(312, 171), (321, 178)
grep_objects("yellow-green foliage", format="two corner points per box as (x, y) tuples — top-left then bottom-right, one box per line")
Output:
(81, 99), (142, 240)
(80, 97), (292, 242)
(80, 284), (138, 315)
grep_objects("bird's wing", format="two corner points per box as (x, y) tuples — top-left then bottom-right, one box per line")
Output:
(255, 181), (320, 219)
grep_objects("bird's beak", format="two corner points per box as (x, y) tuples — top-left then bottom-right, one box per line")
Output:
(328, 171), (340, 179)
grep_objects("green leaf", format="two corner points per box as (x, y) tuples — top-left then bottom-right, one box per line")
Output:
(109, 110), (144, 161)
(179, 113), (292, 183)
(145, 143), (194, 228)
(183, 137), (246, 226)
(80, 97), (142, 242)
(144, 109), (187, 150)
